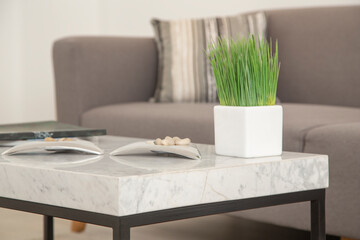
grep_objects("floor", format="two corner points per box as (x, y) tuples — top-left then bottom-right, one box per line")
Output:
(0, 208), (339, 240)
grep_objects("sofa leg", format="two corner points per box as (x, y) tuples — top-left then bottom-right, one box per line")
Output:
(71, 221), (86, 232)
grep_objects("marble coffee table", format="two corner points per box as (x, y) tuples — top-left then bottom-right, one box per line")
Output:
(0, 136), (329, 240)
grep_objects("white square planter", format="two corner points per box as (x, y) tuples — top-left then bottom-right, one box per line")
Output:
(214, 105), (283, 158)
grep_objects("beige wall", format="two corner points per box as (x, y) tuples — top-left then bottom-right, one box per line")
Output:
(0, 0), (359, 124)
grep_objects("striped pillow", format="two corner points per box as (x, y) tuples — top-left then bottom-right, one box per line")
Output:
(151, 12), (267, 103)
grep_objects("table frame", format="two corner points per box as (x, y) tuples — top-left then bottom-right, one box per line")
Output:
(0, 189), (325, 240)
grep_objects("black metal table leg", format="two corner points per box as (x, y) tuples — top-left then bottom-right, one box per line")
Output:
(113, 220), (130, 240)
(311, 190), (326, 240)
(44, 215), (54, 240)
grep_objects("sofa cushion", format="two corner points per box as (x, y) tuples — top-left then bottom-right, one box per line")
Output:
(82, 102), (217, 144)
(282, 103), (360, 151)
(151, 12), (266, 103)
(269, 6), (360, 108)
(82, 102), (360, 152)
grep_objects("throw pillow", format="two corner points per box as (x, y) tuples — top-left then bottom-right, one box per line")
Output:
(151, 12), (267, 103)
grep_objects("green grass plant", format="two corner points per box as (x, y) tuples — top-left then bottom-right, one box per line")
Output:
(208, 35), (280, 106)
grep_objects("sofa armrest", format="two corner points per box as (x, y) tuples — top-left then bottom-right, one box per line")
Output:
(304, 122), (360, 238)
(53, 36), (158, 125)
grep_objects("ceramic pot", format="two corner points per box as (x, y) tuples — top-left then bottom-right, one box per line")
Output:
(214, 105), (283, 158)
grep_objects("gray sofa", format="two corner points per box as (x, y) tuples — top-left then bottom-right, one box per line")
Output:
(53, 6), (360, 239)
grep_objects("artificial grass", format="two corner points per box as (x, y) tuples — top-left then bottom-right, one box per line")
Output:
(208, 36), (280, 106)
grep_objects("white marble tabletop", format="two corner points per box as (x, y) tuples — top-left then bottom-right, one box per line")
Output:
(0, 136), (329, 216)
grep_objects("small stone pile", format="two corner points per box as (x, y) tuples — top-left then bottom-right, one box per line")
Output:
(154, 136), (191, 146)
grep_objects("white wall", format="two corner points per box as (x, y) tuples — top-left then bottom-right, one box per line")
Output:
(0, 0), (100, 124)
(0, 0), (359, 124)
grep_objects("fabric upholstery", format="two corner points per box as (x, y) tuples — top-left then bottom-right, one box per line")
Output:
(234, 122), (360, 239)
(53, 37), (158, 125)
(282, 103), (360, 152)
(267, 6), (360, 108)
(151, 12), (266, 103)
(53, 7), (360, 127)
(81, 102), (360, 149)
(304, 122), (360, 238)
(82, 102), (216, 144)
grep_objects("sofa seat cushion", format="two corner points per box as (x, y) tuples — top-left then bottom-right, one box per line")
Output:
(282, 103), (360, 151)
(81, 102), (360, 151)
(82, 102), (217, 144)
